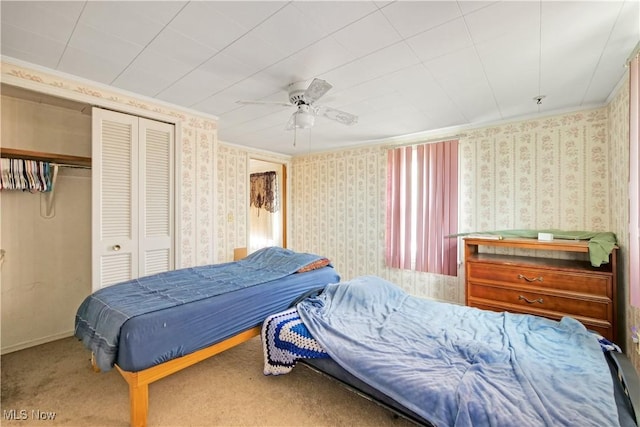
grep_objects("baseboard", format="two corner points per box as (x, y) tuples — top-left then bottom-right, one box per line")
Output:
(1, 330), (75, 355)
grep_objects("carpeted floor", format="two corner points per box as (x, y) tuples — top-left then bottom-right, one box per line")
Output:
(1, 336), (415, 426)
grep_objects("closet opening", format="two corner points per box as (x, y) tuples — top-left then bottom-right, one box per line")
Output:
(1, 84), (93, 354)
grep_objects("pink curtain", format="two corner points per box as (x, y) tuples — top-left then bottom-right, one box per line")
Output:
(385, 146), (413, 270)
(386, 140), (458, 276)
(415, 141), (458, 275)
(630, 51), (640, 307)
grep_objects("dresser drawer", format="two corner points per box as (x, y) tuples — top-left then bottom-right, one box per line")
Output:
(470, 301), (613, 339)
(464, 238), (618, 342)
(467, 262), (612, 297)
(467, 282), (611, 320)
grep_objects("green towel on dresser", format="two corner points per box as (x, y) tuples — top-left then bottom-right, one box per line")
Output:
(456, 229), (617, 267)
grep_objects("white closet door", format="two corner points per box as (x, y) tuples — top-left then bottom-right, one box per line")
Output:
(92, 108), (139, 291)
(93, 108), (175, 291)
(138, 118), (174, 276)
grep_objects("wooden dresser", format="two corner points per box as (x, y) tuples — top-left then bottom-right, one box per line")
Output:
(464, 237), (618, 341)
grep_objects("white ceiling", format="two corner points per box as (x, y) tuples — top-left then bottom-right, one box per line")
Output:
(2, 1), (639, 155)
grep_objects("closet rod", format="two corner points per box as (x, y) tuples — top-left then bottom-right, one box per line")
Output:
(51, 162), (91, 170)
(0, 148), (91, 168)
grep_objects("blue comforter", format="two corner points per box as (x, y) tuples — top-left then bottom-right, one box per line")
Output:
(75, 247), (326, 372)
(297, 276), (620, 427)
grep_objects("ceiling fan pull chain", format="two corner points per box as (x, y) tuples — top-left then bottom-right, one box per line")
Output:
(293, 114), (298, 148)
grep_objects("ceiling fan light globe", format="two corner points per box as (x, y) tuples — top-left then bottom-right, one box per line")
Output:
(295, 110), (315, 129)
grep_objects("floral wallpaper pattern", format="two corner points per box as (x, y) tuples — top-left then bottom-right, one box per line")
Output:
(290, 147), (461, 302)
(197, 130), (215, 265)
(608, 77), (635, 364)
(178, 126), (217, 268)
(215, 144), (248, 262)
(290, 107), (618, 304)
(213, 143), (290, 262)
(180, 126), (196, 266)
(459, 109), (610, 234)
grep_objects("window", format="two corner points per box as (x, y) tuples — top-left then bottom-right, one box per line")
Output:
(385, 140), (459, 276)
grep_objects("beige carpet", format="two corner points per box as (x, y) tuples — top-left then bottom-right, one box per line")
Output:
(1, 336), (415, 427)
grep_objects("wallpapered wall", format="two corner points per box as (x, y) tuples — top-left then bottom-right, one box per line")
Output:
(459, 109), (609, 233)
(289, 147), (462, 302)
(215, 144), (248, 261)
(608, 77), (635, 363)
(289, 106), (618, 306)
(214, 143), (290, 263)
(179, 123), (216, 268)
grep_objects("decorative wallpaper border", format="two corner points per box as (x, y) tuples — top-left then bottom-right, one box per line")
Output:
(2, 61), (217, 130)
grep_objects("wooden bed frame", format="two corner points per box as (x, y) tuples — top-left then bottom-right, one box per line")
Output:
(95, 325), (261, 427)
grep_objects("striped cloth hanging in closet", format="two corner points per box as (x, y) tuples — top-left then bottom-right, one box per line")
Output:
(0, 158), (52, 192)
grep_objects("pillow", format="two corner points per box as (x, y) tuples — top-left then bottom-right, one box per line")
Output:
(297, 257), (331, 273)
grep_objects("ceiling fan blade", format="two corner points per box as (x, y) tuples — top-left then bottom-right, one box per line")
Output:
(316, 105), (358, 126)
(236, 100), (292, 107)
(304, 78), (332, 104)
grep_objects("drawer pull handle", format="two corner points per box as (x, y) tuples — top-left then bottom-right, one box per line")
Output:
(517, 274), (543, 282)
(519, 295), (543, 304)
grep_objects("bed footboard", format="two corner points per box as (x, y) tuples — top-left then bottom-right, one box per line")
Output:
(111, 326), (262, 427)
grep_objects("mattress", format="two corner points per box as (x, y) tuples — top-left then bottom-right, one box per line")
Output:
(264, 276), (634, 426)
(117, 266), (339, 372)
(301, 351), (638, 427)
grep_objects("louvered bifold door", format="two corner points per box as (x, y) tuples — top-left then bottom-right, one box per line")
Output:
(92, 108), (139, 291)
(138, 118), (174, 276)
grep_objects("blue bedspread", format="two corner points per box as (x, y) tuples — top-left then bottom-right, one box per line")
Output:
(296, 276), (620, 427)
(75, 247), (327, 372)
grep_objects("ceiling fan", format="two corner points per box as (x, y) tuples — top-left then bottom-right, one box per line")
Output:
(237, 78), (358, 130)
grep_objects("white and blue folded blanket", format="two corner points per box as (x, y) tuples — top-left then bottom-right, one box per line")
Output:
(262, 308), (328, 375)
